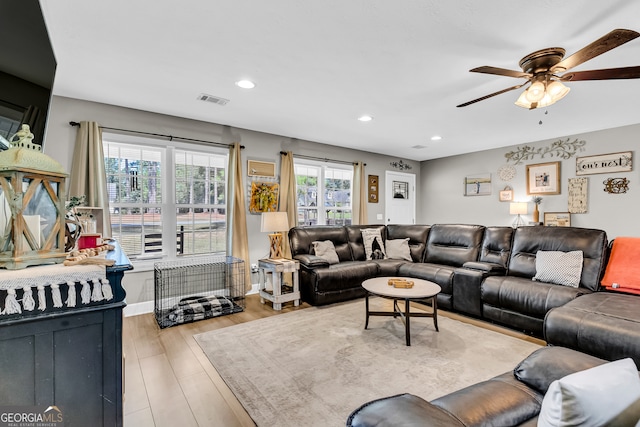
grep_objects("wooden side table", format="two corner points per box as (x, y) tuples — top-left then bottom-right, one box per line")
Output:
(258, 258), (300, 310)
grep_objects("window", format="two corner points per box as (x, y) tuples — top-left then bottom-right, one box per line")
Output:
(103, 135), (227, 259)
(295, 162), (352, 225)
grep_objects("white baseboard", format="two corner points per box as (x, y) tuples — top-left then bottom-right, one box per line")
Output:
(124, 300), (154, 317)
(123, 283), (261, 317)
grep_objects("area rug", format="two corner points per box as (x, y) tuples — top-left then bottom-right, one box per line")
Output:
(194, 298), (542, 427)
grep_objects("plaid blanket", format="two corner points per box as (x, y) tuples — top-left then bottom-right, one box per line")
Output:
(167, 295), (235, 325)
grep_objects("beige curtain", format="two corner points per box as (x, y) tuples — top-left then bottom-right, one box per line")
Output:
(352, 162), (368, 225)
(279, 151), (298, 259)
(227, 142), (251, 291)
(69, 121), (112, 237)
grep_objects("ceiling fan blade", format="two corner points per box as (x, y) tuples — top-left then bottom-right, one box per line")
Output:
(561, 66), (640, 81)
(470, 66), (531, 79)
(552, 29), (640, 73)
(456, 82), (529, 108)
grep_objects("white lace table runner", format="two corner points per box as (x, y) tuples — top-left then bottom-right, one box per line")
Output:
(0, 263), (112, 315)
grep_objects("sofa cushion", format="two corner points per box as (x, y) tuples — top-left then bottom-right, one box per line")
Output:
(538, 358), (640, 427)
(513, 347), (607, 394)
(398, 263), (454, 295)
(361, 228), (387, 260)
(371, 259), (406, 276)
(481, 276), (587, 318)
(346, 225), (386, 261)
(386, 224), (430, 262)
(431, 372), (542, 427)
(601, 237), (640, 294)
(289, 226), (353, 262)
(507, 226), (607, 291)
(478, 226), (513, 267)
(385, 238), (412, 261)
(424, 224), (484, 267)
(310, 261), (379, 293)
(533, 250), (583, 288)
(312, 240), (339, 264)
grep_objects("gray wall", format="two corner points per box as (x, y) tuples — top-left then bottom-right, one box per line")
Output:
(420, 124), (639, 239)
(44, 95), (420, 305)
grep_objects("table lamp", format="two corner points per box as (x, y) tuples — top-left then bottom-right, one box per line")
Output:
(261, 212), (289, 259)
(510, 202), (528, 228)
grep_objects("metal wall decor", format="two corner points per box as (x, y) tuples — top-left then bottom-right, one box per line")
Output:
(504, 138), (586, 165)
(603, 177), (630, 194)
(390, 160), (412, 170)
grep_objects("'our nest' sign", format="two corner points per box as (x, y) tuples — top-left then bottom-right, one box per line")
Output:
(575, 151), (633, 176)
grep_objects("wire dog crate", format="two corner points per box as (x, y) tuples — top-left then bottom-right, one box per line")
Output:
(154, 255), (245, 328)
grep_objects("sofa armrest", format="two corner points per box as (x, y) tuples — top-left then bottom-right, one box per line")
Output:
(347, 393), (464, 427)
(462, 261), (506, 275)
(294, 254), (330, 269)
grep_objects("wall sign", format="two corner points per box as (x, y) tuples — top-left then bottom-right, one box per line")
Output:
(568, 177), (588, 214)
(576, 151), (632, 176)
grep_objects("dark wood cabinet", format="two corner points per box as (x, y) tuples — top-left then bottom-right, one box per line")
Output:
(0, 243), (132, 426)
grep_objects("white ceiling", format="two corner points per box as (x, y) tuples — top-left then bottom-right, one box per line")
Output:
(40, 0), (640, 161)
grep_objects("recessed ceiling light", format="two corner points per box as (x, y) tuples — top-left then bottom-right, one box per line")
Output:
(358, 115), (373, 122)
(236, 80), (256, 89)
(430, 135), (442, 141)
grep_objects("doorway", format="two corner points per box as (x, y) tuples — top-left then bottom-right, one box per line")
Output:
(385, 171), (416, 224)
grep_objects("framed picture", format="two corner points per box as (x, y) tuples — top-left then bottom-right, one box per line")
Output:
(526, 161), (560, 195)
(464, 173), (491, 196)
(368, 175), (378, 203)
(499, 189), (513, 202)
(392, 181), (409, 199)
(544, 212), (571, 227)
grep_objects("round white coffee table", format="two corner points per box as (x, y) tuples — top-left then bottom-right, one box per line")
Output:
(362, 277), (441, 346)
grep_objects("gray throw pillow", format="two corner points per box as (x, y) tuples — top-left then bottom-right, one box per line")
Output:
(385, 238), (412, 261)
(312, 240), (340, 264)
(533, 250), (583, 287)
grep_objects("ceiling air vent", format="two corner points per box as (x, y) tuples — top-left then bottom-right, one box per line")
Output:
(197, 93), (230, 106)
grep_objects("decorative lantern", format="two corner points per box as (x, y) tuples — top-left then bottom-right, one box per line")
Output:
(0, 125), (68, 269)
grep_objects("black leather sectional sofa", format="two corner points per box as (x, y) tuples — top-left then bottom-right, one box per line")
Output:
(288, 223), (608, 336)
(289, 223), (640, 426)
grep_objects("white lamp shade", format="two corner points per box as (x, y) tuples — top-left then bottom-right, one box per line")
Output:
(510, 202), (528, 215)
(260, 211), (290, 233)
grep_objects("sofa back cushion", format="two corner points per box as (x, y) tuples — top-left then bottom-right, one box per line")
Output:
(385, 224), (430, 262)
(478, 226), (514, 267)
(508, 226), (608, 291)
(424, 224), (484, 267)
(346, 225), (386, 261)
(289, 226), (353, 262)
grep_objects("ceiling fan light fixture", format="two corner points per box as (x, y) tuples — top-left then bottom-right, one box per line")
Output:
(525, 80), (546, 102)
(547, 80), (570, 99)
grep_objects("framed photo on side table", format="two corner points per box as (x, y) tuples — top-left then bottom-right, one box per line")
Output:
(527, 161), (560, 195)
(544, 212), (571, 227)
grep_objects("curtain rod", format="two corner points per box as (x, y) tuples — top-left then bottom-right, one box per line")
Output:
(69, 121), (244, 149)
(280, 151), (365, 166)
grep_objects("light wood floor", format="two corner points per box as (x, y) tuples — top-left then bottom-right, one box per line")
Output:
(123, 295), (544, 427)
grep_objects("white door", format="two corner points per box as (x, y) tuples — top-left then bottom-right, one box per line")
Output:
(385, 171), (416, 224)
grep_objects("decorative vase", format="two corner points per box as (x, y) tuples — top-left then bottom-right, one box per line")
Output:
(533, 204), (540, 223)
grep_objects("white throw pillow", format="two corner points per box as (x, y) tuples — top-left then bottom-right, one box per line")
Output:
(361, 229), (387, 260)
(385, 238), (412, 261)
(533, 250), (583, 288)
(312, 240), (340, 264)
(538, 358), (640, 427)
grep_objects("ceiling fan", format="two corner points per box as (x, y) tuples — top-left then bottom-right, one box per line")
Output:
(457, 28), (640, 109)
